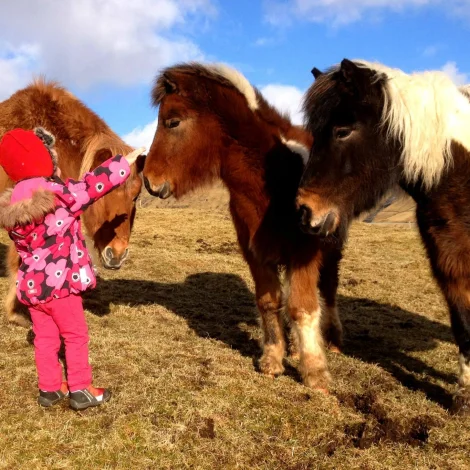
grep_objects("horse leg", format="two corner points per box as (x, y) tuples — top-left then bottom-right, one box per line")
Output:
(286, 258), (330, 391)
(318, 247), (343, 353)
(249, 260), (285, 377)
(5, 242), (30, 327)
(416, 203), (470, 413)
(441, 282), (470, 414)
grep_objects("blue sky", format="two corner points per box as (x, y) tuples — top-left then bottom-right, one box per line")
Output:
(1, 0), (469, 150)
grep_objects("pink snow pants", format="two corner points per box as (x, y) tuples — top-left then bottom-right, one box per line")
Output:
(29, 295), (92, 392)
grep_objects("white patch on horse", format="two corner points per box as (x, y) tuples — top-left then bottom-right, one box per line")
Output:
(207, 63), (259, 111)
(355, 60), (470, 189)
(459, 354), (470, 388)
(293, 306), (329, 386)
(280, 135), (310, 165)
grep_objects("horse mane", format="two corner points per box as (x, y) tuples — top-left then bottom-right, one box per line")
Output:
(152, 62), (259, 111)
(80, 133), (133, 178)
(152, 62), (311, 162)
(460, 84), (470, 100)
(16, 78), (134, 179)
(354, 60), (470, 189)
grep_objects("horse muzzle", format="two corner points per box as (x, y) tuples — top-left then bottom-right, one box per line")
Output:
(143, 177), (172, 199)
(101, 246), (129, 270)
(298, 205), (337, 237)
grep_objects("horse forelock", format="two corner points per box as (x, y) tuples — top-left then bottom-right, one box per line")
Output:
(303, 69), (341, 137)
(152, 62), (259, 111)
(355, 60), (470, 189)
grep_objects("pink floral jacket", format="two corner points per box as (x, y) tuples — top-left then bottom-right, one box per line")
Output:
(0, 155), (130, 306)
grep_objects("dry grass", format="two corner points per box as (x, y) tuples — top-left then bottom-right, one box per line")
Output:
(0, 206), (469, 469)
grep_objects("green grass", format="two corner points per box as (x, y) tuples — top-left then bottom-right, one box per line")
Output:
(0, 207), (469, 469)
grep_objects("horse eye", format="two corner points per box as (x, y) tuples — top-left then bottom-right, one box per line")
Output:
(334, 127), (352, 140)
(166, 119), (180, 129)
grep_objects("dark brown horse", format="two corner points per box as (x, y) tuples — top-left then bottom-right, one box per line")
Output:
(143, 62), (345, 391)
(0, 79), (145, 326)
(298, 59), (470, 412)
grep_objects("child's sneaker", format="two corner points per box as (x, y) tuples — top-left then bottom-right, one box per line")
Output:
(38, 381), (69, 407)
(69, 385), (111, 411)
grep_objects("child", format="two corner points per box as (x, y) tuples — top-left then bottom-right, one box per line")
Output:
(0, 127), (145, 410)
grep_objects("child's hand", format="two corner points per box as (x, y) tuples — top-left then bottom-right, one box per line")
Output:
(124, 147), (146, 166)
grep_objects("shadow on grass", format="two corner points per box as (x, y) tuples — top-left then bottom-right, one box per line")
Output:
(82, 272), (456, 409)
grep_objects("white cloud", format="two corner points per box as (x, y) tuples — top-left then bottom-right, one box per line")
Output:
(260, 84), (304, 125)
(122, 118), (158, 151)
(0, 43), (40, 100)
(0, 0), (215, 90)
(253, 37), (275, 47)
(263, 0), (466, 27)
(422, 45), (439, 57)
(441, 61), (468, 86)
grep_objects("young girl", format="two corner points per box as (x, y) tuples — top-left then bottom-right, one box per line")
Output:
(0, 127), (145, 410)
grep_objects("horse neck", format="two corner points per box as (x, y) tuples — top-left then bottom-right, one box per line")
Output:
(220, 122), (303, 232)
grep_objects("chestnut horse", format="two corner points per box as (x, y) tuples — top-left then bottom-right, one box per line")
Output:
(0, 79), (145, 326)
(143, 63), (345, 391)
(298, 59), (470, 412)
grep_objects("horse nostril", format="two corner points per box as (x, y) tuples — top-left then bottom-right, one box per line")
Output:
(299, 204), (313, 227)
(321, 212), (336, 236)
(157, 181), (171, 199)
(105, 247), (114, 261)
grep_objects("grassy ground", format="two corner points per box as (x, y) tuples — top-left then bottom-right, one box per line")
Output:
(0, 206), (469, 469)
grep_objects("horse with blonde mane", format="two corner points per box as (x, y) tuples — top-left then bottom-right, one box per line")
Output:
(0, 79), (145, 326)
(298, 59), (470, 413)
(143, 62), (345, 391)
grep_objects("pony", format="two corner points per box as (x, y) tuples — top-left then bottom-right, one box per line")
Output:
(142, 62), (346, 391)
(298, 59), (470, 413)
(0, 79), (145, 326)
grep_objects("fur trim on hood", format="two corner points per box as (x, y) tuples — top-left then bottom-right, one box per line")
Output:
(0, 188), (56, 230)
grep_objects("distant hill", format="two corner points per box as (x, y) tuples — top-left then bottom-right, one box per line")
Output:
(363, 192), (415, 225)
(140, 182), (416, 225)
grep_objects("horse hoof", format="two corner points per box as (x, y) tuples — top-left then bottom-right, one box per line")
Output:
(8, 313), (31, 328)
(259, 355), (285, 377)
(289, 352), (301, 360)
(302, 369), (331, 391)
(451, 388), (470, 415)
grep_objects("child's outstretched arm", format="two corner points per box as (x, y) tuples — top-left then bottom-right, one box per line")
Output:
(66, 147), (146, 217)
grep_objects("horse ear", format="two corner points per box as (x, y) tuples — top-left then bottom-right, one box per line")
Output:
(311, 67), (323, 79)
(135, 154), (146, 173)
(163, 73), (178, 94)
(339, 59), (360, 83)
(339, 59), (374, 95)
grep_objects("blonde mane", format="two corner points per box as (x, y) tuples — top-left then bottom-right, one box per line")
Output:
(204, 63), (259, 111)
(79, 133), (133, 177)
(356, 60), (470, 189)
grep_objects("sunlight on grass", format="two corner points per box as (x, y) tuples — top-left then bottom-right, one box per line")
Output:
(0, 206), (468, 469)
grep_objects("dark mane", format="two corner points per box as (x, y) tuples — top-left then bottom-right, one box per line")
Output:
(302, 66), (342, 136)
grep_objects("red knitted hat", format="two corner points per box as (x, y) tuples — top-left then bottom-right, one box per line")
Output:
(0, 128), (58, 182)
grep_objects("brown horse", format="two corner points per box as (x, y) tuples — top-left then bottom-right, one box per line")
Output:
(143, 63), (345, 391)
(298, 59), (470, 413)
(0, 79), (145, 326)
